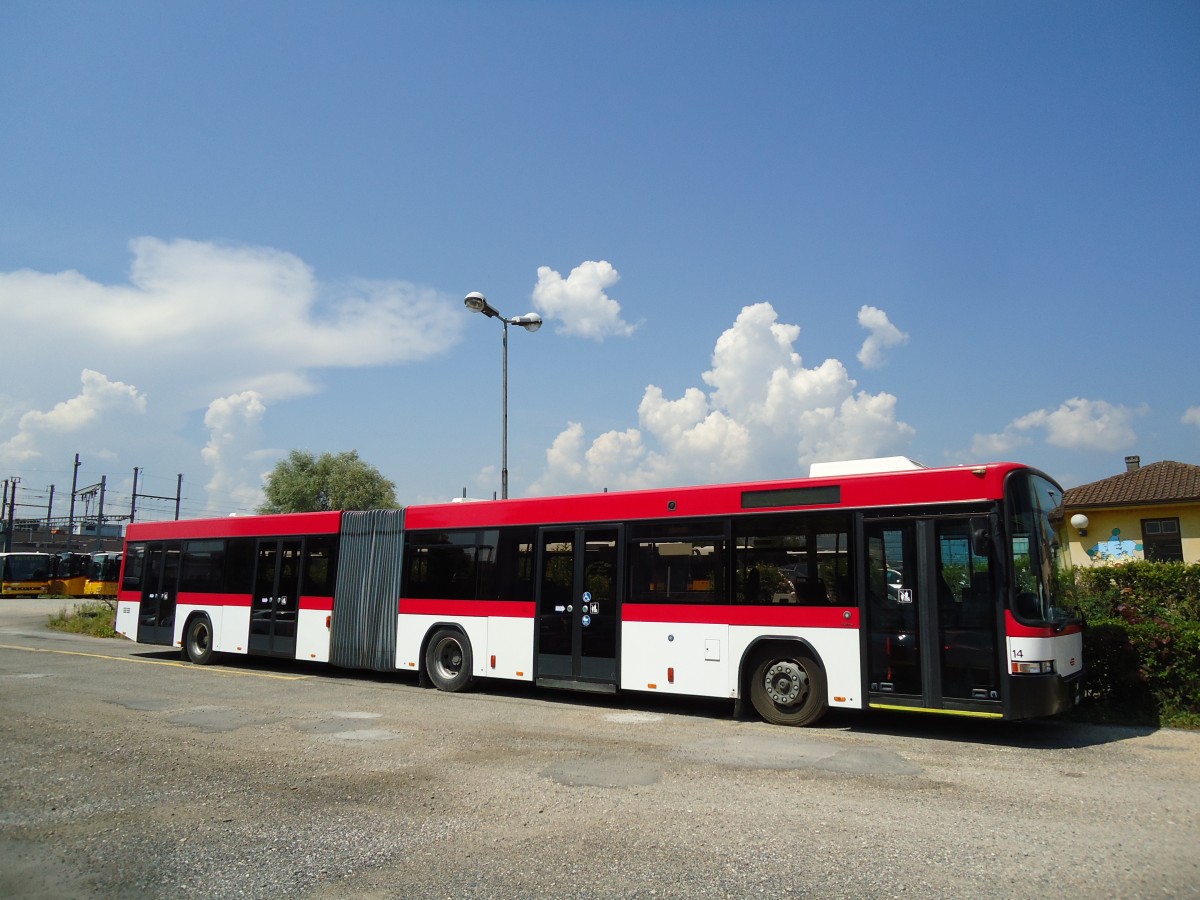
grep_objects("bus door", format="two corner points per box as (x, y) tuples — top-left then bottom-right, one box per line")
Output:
(248, 539), (303, 659)
(864, 517), (1000, 715)
(137, 543), (182, 646)
(535, 526), (621, 692)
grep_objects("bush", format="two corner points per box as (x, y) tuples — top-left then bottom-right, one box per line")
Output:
(47, 600), (117, 638)
(1064, 561), (1200, 729)
(1071, 560), (1200, 624)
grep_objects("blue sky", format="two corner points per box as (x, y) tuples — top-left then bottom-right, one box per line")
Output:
(1, 1), (1197, 522)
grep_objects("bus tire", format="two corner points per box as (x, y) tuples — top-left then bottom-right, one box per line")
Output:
(183, 615), (214, 665)
(749, 649), (827, 726)
(425, 628), (474, 692)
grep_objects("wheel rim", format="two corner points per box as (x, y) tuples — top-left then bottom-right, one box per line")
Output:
(434, 637), (464, 679)
(762, 660), (809, 709)
(191, 623), (210, 655)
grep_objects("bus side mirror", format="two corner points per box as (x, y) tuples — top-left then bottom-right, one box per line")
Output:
(970, 517), (991, 558)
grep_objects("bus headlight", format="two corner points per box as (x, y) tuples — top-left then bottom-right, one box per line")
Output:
(1011, 660), (1056, 675)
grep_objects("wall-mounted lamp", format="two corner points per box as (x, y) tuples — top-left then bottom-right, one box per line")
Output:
(1069, 513), (1089, 537)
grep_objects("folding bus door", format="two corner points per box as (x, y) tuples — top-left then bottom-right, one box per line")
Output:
(248, 539), (303, 659)
(137, 543), (182, 646)
(535, 526), (621, 692)
(864, 517), (1001, 716)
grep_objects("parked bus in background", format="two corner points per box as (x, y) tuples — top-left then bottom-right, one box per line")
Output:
(0, 552), (52, 598)
(84, 552), (123, 599)
(114, 459), (1084, 726)
(50, 552), (92, 597)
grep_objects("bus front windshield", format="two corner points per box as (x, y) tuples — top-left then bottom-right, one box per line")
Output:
(3, 554), (50, 582)
(1006, 472), (1075, 626)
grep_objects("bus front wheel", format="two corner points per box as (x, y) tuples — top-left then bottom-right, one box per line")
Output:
(425, 629), (474, 692)
(183, 615), (214, 665)
(749, 650), (827, 726)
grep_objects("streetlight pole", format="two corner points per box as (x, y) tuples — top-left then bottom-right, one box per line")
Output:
(464, 292), (542, 500)
(4, 476), (19, 553)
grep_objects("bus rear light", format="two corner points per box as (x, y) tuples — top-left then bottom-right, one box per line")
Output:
(1012, 660), (1056, 675)
(490, 654), (496, 669)
(325, 616), (331, 629)
(668, 667), (675, 684)
(647, 683), (657, 690)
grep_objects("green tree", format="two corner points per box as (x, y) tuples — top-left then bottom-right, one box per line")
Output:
(259, 450), (399, 513)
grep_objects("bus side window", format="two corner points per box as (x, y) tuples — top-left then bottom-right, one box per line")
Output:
(223, 539), (256, 593)
(733, 513), (851, 606)
(627, 521), (727, 604)
(302, 536), (337, 597)
(121, 543), (146, 590)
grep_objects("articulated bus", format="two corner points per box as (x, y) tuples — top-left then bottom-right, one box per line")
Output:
(114, 459), (1084, 726)
(0, 552), (52, 598)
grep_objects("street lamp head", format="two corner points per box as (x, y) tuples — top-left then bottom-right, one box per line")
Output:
(464, 292), (500, 318)
(509, 313), (543, 333)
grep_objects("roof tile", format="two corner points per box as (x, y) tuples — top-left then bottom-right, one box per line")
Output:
(1063, 460), (1200, 508)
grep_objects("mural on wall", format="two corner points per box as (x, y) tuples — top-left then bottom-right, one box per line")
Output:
(1086, 527), (1143, 562)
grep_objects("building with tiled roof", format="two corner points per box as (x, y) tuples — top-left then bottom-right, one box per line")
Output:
(1059, 456), (1200, 566)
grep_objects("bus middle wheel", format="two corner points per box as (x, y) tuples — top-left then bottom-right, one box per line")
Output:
(425, 628), (474, 692)
(749, 650), (827, 726)
(183, 615), (214, 665)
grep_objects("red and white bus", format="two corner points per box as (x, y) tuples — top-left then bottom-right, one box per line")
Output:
(114, 459), (1083, 726)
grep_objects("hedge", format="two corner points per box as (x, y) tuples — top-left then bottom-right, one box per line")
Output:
(1062, 561), (1200, 728)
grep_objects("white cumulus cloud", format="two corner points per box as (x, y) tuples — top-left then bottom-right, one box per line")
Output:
(0, 237), (463, 403)
(201, 391), (269, 515)
(529, 302), (914, 494)
(856, 305), (909, 369)
(0, 370), (147, 466)
(1183, 406), (1200, 429)
(968, 430), (1031, 459)
(0, 237), (464, 512)
(532, 260), (639, 340)
(969, 397), (1146, 458)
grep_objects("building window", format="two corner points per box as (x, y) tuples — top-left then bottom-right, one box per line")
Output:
(1141, 517), (1183, 562)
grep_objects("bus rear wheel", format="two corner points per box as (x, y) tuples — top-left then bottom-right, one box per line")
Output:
(425, 629), (474, 692)
(183, 615), (214, 665)
(749, 650), (827, 726)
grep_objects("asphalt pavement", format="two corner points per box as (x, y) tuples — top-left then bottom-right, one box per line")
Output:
(1, 597), (1197, 899)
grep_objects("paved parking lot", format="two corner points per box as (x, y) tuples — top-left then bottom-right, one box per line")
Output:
(1, 598), (1197, 898)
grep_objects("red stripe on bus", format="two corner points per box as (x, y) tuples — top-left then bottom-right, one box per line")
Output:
(622, 603), (859, 628)
(395, 598), (858, 628)
(135, 592), (335, 612)
(173, 592), (249, 608)
(1004, 611), (1083, 638)
(399, 598), (536, 618)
